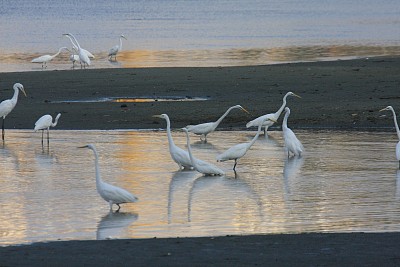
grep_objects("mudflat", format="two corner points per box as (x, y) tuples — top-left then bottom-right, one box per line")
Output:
(1, 56), (399, 131)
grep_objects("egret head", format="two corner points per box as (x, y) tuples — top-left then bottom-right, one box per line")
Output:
(181, 127), (189, 133)
(380, 106), (394, 112)
(79, 144), (95, 150)
(120, 34), (127, 40)
(55, 113), (62, 120)
(284, 107), (291, 113)
(287, 92), (301, 98)
(234, 105), (250, 114)
(14, 83), (27, 97)
(152, 114), (168, 120)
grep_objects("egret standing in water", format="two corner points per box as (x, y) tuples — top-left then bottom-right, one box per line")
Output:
(153, 114), (194, 170)
(380, 105), (400, 168)
(0, 83), (26, 141)
(31, 47), (69, 68)
(34, 113), (61, 146)
(182, 127), (225, 176)
(63, 34), (95, 59)
(108, 34), (127, 61)
(217, 117), (276, 171)
(282, 107), (303, 157)
(186, 104), (250, 142)
(80, 144), (138, 212)
(246, 92), (301, 135)
(63, 33), (91, 68)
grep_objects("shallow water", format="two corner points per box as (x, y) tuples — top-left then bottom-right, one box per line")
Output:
(0, 0), (399, 72)
(1, 130), (400, 246)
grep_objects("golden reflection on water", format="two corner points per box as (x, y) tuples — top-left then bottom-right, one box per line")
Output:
(0, 45), (399, 72)
(1, 130), (400, 245)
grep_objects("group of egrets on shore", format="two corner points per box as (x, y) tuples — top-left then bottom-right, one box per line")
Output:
(2, 84), (400, 212)
(31, 33), (127, 69)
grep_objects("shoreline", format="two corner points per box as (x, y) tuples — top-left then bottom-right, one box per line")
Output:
(0, 56), (399, 131)
(1, 232), (400, 266)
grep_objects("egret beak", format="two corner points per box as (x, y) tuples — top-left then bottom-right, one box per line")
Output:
(78, 145), (89, 149)
(379, 107), (388, 112)
(152, 115), (162, 118)
(240, 107), (250, 115)
(293, 93), (302, 98)
(21, 88), (27, 97)
(269, 118), (278, 123)
(122, 36), (127, 40)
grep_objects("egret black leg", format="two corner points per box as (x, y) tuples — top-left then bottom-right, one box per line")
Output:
(116, 204), (121, 212)
(47, 129), (50, 146)
(41, 130), (44, 146)
(2, 118), (5, 141)
(233, 159), (237, 171)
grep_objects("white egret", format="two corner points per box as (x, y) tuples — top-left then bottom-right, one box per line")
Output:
(63, 33), (95, 59)
(246, 92), (301, 135)
(153, 114), (194, 170)
(182, 127), (225, 176)
(217, 117), (276, 171)
(31, 47), (69, 68)
(108, 34), (127, 61)
(282, 107), (303, 157)
(34, 113), (61, 145)
(63, 33), (91, 68)
(80, 144), (138, 212)
(380, 105), (400, 168)
(0, 83), (26, 141)
(186, 105), (250, 142)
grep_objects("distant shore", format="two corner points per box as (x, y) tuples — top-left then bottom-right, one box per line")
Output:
(0, 56), (399, 131)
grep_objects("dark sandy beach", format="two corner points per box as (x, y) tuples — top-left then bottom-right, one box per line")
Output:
(1, 56), (399, 131)
(1, 57), (400, 266)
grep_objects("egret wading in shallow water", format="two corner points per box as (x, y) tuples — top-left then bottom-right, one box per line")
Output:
(31, 47), (69, 68)
(63, 34), (95, 59)
(108, 34), (127, 61)
(34, 113), (61, 146)
(282, 107), (303, 157)
(246, 92), (301, 135)
(380, 105), (400, 168)
(186, 104), (250, 142)
(63, 33), (91, 68)
(182, 127), (225, 176)
(153, 114), (194, 170)
(217, 117), (276, 171)
(0, 83), (26, 141)
(80, 144), (138, 212)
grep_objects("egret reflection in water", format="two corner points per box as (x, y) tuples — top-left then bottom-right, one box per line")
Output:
(97, 211), (138, 240)
(1, 130), (400, 245)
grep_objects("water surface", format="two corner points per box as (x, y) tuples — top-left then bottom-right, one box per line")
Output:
(1, 130), (400, 246)
(0, 0), (399, 72)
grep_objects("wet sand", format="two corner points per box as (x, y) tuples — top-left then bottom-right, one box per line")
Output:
(1, 233), (400, 266)
(1, 57), (400, 266)
(0, 56), (399, 131)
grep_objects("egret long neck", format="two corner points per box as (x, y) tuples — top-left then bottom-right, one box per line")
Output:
(185, 131), (197, 168)
(274, 94), (289, 119)
(165, 117), (176, 148)
(10, 87), (19, 107)
(391, 109), (400, 140)
(69, 34), (81, 49)
(119, 37), (123, 51)
(214, 106), (235, 128)
(66, 35), (78, 50)
(248, 123), (263, 148)
(282, 111), (289, 130)
(92, 148), (103, 188)
(51, 115), (60, 127)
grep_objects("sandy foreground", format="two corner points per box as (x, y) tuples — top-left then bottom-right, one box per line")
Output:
(1, 57), (400, 266)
